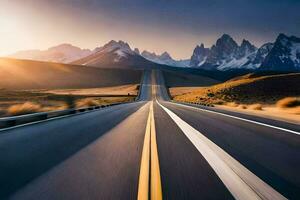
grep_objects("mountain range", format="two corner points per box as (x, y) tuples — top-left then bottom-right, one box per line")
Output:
(8, 33), (300, 71)
(10, 44), (92, 63)
(190, 33), (300, 71)
(140, 50), (189, 67)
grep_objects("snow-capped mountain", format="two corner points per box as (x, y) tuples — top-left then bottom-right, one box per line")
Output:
(217, 39), (258, 70)
(10, 44), (92, 63)
(141, 50), (189, 67)
(190, 34), (258, 70)
(190, 44), (210, 67)
(189, 33), (300, 71)
(251, 43), (274, 68)
(261, 34), (300, 71)
(72, 40), (154, 68)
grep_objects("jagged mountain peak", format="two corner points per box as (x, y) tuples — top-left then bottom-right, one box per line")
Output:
(220, 33), (233, 40)
(238, 39), (257, 58)
(101, 40), (132, 52)
(261, 34), (300, 71)
(134, 48), (140, 55)
(217, 34), (238, 46)
(195, 43), (205, 49)
(276, 33), (300, 45)
(141, 50), (188, 67)
(212, 34), (239, 58)
(141, 50), (157, 58)
(141, 50), (172, 60)
(190, 43), (210, 67)
(160, 52), (172, 60)
(241, 39), (256, 51)
(241, 39), (253, 48)
(190, 34), (262, 70)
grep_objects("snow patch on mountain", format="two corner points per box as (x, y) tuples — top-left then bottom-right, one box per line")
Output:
(289, 43), (300, 64)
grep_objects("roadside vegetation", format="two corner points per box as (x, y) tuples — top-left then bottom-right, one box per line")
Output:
(7, 102), (43, 116)
(0, 88), (137, 117)
(276, 97), (300, 108)
(170, 73), (300, 116)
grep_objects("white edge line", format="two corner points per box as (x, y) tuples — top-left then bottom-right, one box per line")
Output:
(169, 101), (300, 136)
(157, 100), (287, 200)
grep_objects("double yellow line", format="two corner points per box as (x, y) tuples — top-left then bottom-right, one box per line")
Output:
(137, 101), (162, 200)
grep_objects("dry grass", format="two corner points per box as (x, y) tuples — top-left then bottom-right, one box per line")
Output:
(238, 105), (247, 109)
(44, 84), (139, 96)
(0, 89), (137, 117)
(248, 104), (263, 111)
(226, 102), (262, 110)
(226, 102), (239, 107)
(276, 97), (300, 108)
(76, 98), (99, 108)
(173, 73), (300, 105)
(7, 102), (42, 116)
(292, 107), (300, 115)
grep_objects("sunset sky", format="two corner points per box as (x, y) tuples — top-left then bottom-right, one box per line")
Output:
(1, 0), (300, 59)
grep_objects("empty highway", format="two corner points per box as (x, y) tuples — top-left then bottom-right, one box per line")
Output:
(0, 70), (299, 200)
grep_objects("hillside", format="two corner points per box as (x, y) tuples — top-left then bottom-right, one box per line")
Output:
(163, 69), (220, 87)
(0, 58), (142, 90)
(172, 72), (300, 104)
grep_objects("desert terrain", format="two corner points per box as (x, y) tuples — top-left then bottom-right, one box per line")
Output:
(168, 72), (300, 124)
(0, 58), (141, 117)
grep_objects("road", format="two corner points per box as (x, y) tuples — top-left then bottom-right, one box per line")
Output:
(0, 70), (299, 199)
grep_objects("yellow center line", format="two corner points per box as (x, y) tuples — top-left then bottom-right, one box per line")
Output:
(150, 102), (163, 200)
(137, 102), (151, 200)
(137, 101), (163, 200)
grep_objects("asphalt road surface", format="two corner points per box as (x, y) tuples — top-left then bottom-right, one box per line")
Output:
(0, 69), (299, 200)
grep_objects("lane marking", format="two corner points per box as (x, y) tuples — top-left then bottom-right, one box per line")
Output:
(150, 102), (163, 200)
(157, 100), (287, 200)
(137, 102), (163, 200)
(169, 102), (300, 136)
(137, 102), (151, 200)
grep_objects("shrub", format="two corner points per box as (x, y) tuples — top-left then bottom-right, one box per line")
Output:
(207, 93), (215, 97)
(7, 102), (42, 116)
(276, 97), (300, 108)
(249, 104), (263, 110)
(238, 105), (247, 109)
(65, 95), (76, 109)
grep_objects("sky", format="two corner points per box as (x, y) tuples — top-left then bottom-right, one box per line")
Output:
(0, 0), (300, 59)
